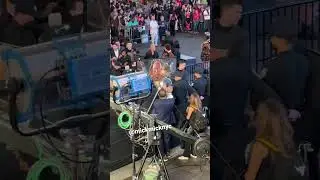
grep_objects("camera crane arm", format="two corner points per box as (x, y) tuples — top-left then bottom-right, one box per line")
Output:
(110, 100), (198, 144)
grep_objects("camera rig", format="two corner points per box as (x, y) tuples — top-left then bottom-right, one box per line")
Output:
(110, 100), (210, 159)
(0, 31), (109, 180)
(110, 64), (210, 179)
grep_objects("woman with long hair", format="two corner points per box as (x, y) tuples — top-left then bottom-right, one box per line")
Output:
(161, 44), (175, 58)
(144, 43), (159, 59)
(201, 36), (210, 62)
(186, 92), (202, 121)
(245, 99), (295, 180)
(178, 92), (202, 160)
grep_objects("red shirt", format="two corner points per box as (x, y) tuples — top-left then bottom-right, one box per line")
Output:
(193, 9), (200, 21)
(176, 0), (182, 7)
(186, 11), (191, 18)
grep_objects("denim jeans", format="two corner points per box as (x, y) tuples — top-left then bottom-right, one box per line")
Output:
(193, 21), (199, 32)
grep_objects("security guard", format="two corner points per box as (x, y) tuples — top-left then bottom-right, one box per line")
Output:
(192, 67), (207, 98)
(262, 17), (309, 124)
(172, 70), (194, 127)
(263, 17), (313, 179)
(177, 60), (189, 82)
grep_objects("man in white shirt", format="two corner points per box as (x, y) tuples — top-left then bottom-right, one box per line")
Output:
(203, 6), (210, 32)
(149, 15), (159, 46)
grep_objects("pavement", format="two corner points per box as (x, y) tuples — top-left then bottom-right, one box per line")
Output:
(111, 146), (210, 180)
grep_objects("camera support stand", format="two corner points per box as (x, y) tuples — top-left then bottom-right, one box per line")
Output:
(131, 114), (170, 180)
(135, 133), (170, 180)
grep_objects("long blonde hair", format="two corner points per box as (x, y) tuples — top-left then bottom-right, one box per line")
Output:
(255, 99), (295, 157)
(189, 93), (202, 110)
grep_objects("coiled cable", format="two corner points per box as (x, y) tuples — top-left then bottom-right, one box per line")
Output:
(26, 140), (72, 180)
(26, 157), (72, 180)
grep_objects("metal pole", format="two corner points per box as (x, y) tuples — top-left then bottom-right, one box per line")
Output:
(72, 145), (79, 180)
(146, 88), (161, 114)
(132, 132), (136, 180)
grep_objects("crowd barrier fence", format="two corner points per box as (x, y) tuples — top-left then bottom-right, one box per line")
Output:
(124, 25), (151, 43)
(186, 61), (210, 82)
(241, 0), (320, 72)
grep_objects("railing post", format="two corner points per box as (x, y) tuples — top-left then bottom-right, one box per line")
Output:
(241, 0), (320, 72)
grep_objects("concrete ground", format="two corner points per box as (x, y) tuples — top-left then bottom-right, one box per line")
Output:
(111, 147), (210, 180)
(111, 157), (210, 180)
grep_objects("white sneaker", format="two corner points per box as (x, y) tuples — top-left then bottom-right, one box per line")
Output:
(178, 156), (189, 160)
(190, 154), (197, 158)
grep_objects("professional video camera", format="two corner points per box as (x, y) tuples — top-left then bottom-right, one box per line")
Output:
(0, 31), (109, 180)
(111, 72), (152, 104)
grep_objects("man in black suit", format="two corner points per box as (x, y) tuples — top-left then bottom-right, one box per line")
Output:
(152, 89), (176, 160)
(176, 60), (189, 82)
(110, 43), (120, 60)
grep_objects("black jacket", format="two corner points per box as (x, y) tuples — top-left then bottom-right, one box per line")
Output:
(152, 98), (176, 124)
(210, 57), (279, 130)
(263, 50), (309, 110)
(212, 21), (249, 60)
(173, 79), (194, 106)
(193, 77), (207, 97)
(144, 50), (159, 59)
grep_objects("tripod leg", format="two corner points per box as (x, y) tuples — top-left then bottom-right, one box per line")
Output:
(156, 146), (170, 180)
(137, 145), (151, 179)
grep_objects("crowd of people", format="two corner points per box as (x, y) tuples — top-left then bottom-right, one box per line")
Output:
(110, 0), (210, 44)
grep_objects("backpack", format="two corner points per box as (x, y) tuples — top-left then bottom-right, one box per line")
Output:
(256, 138), (309, 180)
(189, 109), (208, 132)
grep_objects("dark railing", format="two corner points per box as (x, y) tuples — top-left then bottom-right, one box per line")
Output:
(186, 61), (210, 82)
(241, 0), (320, 71)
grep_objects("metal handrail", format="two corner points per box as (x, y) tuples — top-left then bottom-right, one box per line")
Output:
(238, 0), (320, 72)
(242, 0), (318, 15)
(307, 48), (320, 56)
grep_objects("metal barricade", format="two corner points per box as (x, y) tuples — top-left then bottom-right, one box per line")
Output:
(186, 61), (210, 82)
(241, 0), (320, 72)
(124, 25), (150, 43)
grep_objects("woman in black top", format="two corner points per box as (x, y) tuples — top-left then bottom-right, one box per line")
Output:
(245, 99), (295, 180)
(144, 44), (159, 59)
